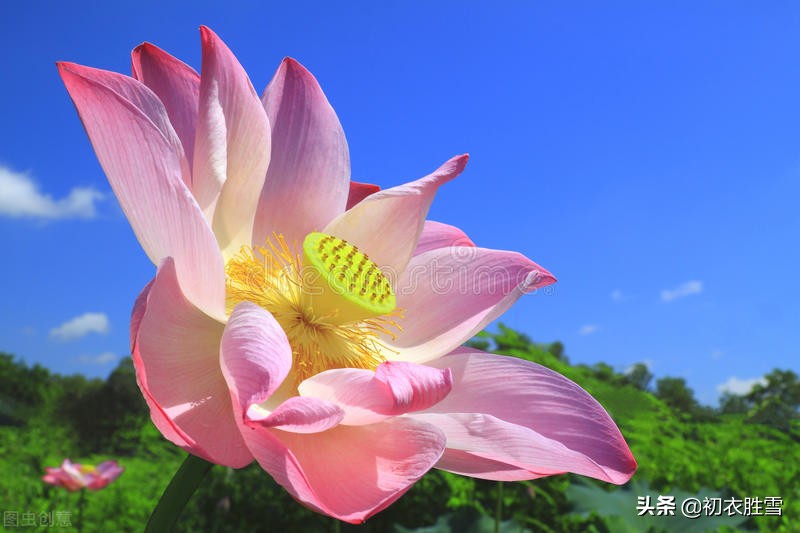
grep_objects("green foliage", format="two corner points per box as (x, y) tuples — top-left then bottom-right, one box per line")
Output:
(66, 357), (150, 455)
(1, 329), (798, 532)
(494, 323), (534, 352)
(566, 479), (748, 533)
(0, 352), (60, 425)
(394, 507), (530, 532)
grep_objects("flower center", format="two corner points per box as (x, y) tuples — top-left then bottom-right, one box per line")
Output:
(225, 233), (400, 385)
(301, 232), (396, 325)
(77, 464), (96, 475)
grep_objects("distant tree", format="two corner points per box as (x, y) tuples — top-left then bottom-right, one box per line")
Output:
(655, 377), (698, 415)
(547, 341), (567, 362)
(57, 374), (104, 450)
(103, 356), (147, 417)
(464, 338), (491, 351)
(494, 323), (533, 351)
(719, 392), (749, 415)
(589, 363), (625, 385)
(0, 353), (52, 409)
(624, 363), (653, 391)
(60, 357), (150, 455)
(745, 369), (800, 434)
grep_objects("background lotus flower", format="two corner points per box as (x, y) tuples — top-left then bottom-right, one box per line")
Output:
(43, 459), (123, 492)
(58, 26), (636, 523)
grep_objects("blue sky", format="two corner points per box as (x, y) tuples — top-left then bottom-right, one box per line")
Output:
(1, 2), (797, 405)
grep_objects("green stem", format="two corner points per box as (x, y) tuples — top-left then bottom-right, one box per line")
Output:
(145, 454), (214, 533)
(77, 489), (86, 533)
(494, 481), (504, 533)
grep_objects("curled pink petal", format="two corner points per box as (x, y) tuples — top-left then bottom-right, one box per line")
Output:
(324, 154), (468, 276)
(133, 257), (252, 468)
(219, 302), (292, 413)
(387, 246), (555, 363)
(298, 369), (388, 425)
(254, 58), (350, 248)
(246, 396), (344, 433)
(298, 361), (452, 425)
(374, 361), (453, 413)
(240, 418), (446, 523)
(416, 350), (637, 484)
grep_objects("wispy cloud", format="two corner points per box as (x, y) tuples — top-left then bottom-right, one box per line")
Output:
(610, 289), (624, 302)
(716, 376), (767, 396)
(711, 349), (724, 360)
(661, 280), (703, 302)
(578, 324), (600, 336)
(75, 352), (118, 365)
(50, 312), (109, 341)
(0, 165), (103, 220)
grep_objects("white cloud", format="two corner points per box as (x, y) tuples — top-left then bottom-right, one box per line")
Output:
(578, 324), (600, 336)
(0, 165), (103, 219)
(716, 376), (767, 396)
(661, 280), (703, 302)
(711, 349), (724, 360)
(50, 312), (109, 341)
(610, 289), (623, 302)
(76, 352), (118, 365)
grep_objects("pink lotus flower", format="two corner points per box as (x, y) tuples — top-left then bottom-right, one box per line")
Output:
(43, 459), (124, 492)
(58, 27), (636, 523)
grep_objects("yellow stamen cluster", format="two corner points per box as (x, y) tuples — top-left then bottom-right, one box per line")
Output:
(77, 465), (96, 475)
(225, 233), (400, 385)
